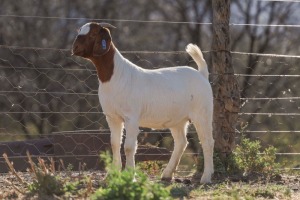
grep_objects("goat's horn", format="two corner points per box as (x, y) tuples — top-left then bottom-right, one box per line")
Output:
(98, 22), (116, 29)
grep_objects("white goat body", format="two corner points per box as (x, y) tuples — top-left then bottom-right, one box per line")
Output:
(99, 45), (214, 183)
(72, 23), (214, 183)
(100, 47), (211, 130)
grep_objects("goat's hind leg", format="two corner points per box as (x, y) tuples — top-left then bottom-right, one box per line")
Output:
(161, 123), (188, 181)
(193, 117), (214, 184)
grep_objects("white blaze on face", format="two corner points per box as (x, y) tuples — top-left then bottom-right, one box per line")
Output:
(78, 23), (91, 35)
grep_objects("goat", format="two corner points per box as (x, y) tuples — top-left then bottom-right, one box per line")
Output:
(72, 22), (214, 183)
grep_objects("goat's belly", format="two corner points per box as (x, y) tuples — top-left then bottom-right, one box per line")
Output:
(139, 115), (189, 129)
(138, 98), (192, 129)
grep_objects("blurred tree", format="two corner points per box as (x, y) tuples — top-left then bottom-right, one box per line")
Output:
(211, 0), (240, 157)
(231, 1), (300, 133)
(231, 0), (296, 98)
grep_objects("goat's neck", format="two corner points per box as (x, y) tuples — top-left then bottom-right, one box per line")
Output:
(89, 43), (116, 83)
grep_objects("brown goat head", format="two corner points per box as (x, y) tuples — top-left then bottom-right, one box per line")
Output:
(72, 22), (115, 58)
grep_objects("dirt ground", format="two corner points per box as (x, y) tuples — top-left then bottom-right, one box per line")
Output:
(0, 171), (300, 199)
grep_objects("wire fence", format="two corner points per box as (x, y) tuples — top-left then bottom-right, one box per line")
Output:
(0, 12), (300, 173)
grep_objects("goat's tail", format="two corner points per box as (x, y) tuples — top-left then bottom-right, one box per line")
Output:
(186, 44), (209, 79)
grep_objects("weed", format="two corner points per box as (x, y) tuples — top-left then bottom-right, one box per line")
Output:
(198, 136), (280, 177)
(2, 153), (27, 194)
(25, 152), (66, 196)
(67, 163), (74, 171)
(64, 180), (80, 193)
(3, 152), (82, 197)
(137, 160), (164, 177)
(194, 151), (237, 175)
(91, 151), (171, 200)
(2, 153), (27, 188)
(27, 171), (65, 195)
(92, 169), (170, 200)
(233, 137), (279, 176)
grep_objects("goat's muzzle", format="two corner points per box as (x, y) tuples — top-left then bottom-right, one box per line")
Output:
(72, 43), (84, 57)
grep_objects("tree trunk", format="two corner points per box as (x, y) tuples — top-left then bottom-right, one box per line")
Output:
(211, 0), (240, 157)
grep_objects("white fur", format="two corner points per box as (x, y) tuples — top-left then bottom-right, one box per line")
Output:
(99, 44), (214, 183)
(78, 23), (91, 35)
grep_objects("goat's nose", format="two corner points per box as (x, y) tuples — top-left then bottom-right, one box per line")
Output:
(72, 44), (84, 56)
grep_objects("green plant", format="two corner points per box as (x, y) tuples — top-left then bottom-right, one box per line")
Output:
(28, 171), (65, 196)
(26, 153), (66, 196)
(194, 152), (231, 175)
(137, 161), (164, 177)
(233, 137), (279, 175)
(64, 180), (80, 193)
(3, 152), (83, 197)
(67, 163), (74, 171)
(91, 152), (171, 200)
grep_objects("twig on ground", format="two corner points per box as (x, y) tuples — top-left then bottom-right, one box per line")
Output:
(2, 153), (26, 185)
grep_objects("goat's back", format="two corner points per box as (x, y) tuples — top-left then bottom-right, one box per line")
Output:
(100, 63), (212, 129)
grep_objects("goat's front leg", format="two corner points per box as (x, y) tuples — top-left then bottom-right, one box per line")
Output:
(124, 119), (139, 169)
(107, 117), (124, 170)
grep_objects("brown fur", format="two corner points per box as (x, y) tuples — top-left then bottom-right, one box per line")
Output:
(90, 43), (115, 83)
(72, 23), (115, 83)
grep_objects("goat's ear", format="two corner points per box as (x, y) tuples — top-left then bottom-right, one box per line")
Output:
(93, 28), (112, 57)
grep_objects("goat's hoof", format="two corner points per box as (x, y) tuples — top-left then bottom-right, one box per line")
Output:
(200, 176), (212, 184)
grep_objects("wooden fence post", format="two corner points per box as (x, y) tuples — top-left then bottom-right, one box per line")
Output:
(211, 0), (240, 157)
